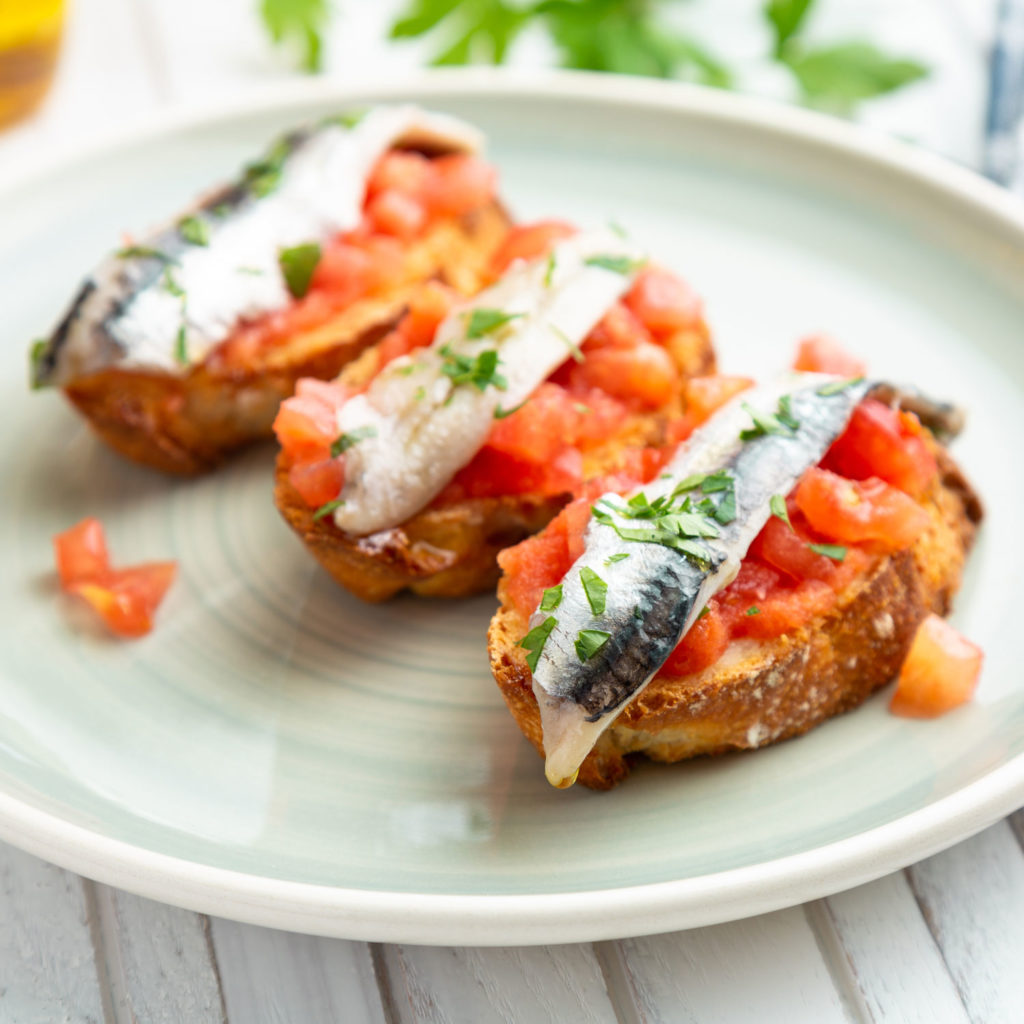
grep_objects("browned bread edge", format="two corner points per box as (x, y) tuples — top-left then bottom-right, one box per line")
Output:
(487, 445), (983, 789)
(62, 203), (511, 475)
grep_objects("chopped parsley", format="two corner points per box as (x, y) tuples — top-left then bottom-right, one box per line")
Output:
(29, 339), (48, 387)
(746, 606), (760, 616)
(174, 324), (189, 365)
(519, 616), (558, 673)
(278, 242), (321, 299)
(544, 252), (556, 287)
(584, 253), (645, 274)
(162, 268), (184, 297)
(464, 308), (523, 339)
(440, 346), (507, 392)
(494, 398), (528, 419)
(770, 494), (792, 528)
(575, 628), (611, 662)
(178, 215), (209, 246)
(116, 245), (174, 263)
(579, 567), (608, 615)
(243, 137), (291, 198)
(551, 324), (585, 364)
(539, 585), (563, 612)
(739, 396), (800, 441)
(323, 109), (367, 130)
(816, 376), (864, 397)
(212, 202), (233, 218)
(414, 385), (427, 402)
(330, 425), (377, 457)
(605, 552), (630, 565)
(808, 542), (847, 561)
(312, 497), (345, 521)
(696, 605), (710, 620)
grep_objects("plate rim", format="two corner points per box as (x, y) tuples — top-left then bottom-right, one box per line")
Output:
(2, 67), (1022, 946)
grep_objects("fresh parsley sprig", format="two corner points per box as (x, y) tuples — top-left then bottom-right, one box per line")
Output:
(440, 346), (507, 392)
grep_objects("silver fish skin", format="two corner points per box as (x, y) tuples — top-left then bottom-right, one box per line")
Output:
(530, 372), (872, 787)
(32, 106), (482, 389)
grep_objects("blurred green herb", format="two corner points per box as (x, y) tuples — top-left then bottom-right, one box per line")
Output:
(260, 0), (329, 72)
(383, 0), (927, 113)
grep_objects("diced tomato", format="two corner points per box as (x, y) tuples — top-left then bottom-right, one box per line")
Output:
(310, 242), (373, 303)
(498, 518), (573, 618)
(682, 375), (755, 430)
(453, 446), (583, 499)
(54, 517), (110, 588)
(295, 377), (349, 408)
(571, 341), (679, 409)
(612, 445), (673, 485)
(488, 384), (580, 463)
(401, 281), (457, 348)
(361, 235), (405, 291)
(366, 189), (427, 239)
(749, 514), (839, 584)
(570, 388), (628, 446)
(489, 220), (576, 274)
(719, 561), (834, 639)
(825, 399), (937, 497)
(288, 457), (345, 508)
(624, 267), (703, 336)
(423, 154), (497, 217)
(890, 614), (982, 717)
(662, 602), (730, 677)
(68, 562), (177, 639)
(582, 303), (650, 351)
(795, 468), (930, 551)
(561, 496), (593, 563)
(273, 393), (338, 461)
(367, 150), (431, 198)
(793, 334), (867, 377)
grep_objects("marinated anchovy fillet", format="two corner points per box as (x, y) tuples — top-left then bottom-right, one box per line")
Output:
(32, 106), (482, 388)
(328, 228), (646, 536)
(529, 373), (872, 787)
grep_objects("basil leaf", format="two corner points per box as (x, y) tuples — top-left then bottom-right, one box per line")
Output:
(279, 242), (321, 299)
(539, 585), (563, 612)
(579, 567), (608, 616)
(575, 628), (611, 662)
(519, 616), (558, 673)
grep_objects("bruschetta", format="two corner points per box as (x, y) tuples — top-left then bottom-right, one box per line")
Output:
(30, 106), (511, 474)
(487, 369), (982, 789)
(273, 226), (715, 601)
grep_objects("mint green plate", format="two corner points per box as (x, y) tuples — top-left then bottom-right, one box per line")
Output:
(1, 72), (1022, 945)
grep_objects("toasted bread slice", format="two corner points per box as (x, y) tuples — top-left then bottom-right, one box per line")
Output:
(63, 203), (510, 475)
(487, 446), (982, 789)
(274, 318), (716, 602)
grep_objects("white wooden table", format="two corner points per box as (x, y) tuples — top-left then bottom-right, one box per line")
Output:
(2, 1), (1023, 1020)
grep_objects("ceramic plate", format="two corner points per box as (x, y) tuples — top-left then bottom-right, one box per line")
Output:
(1, 72), (1022, 946)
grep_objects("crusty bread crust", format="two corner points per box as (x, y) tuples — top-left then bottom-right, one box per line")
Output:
(487, 446), (983, 789)
(63, 203), (510, 475)
(274, 319), (716, 601)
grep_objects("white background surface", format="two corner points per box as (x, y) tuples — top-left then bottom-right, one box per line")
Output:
(1, 0), (1023, 1020)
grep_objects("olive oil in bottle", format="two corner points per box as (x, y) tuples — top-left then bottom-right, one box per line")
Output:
(0, 0), (63, 129)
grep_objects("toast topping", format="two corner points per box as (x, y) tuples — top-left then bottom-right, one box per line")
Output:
(33, 106), (483, 387)
(527, 373), (871, 788)
(325, 229), (646, 536)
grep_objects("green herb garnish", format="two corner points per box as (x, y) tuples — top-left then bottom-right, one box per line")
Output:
(174, 324), (189, 365)
(739, 397), (800, 441)
(323, 109), (367, 129)
(816, 376), (865, 397)
(440, 346), (507, 392)
(584, 253), (645, 275)
(162, 268), (185, 297)
(312, 497), (345, 521)
(605, 553), (630, 565)
(330, 425), (377, 457)
(519, 616), (558, 673)
(575, 629), (611, 662)
(414, 385), (427, 402)
(696, 605), (710, 620)
(243, 137), (292, 198)
(551, 324), (585, 364)
(259, 0), (329, 72)
(464, 308), (523, 339)
(116, 245), (173, 263)
(579, 567), (608, 616)
(544, 252), (556, 287)
(494, 398), (528, 419)
(746, 606), (760, 616)
(808, 542), (847, 561)
(770, 494), (792, 528)
(278, 242), (321, 299)
(178, 215), (209, 246)
(237, 266), (265, 276)
(539, 585), (563, 612)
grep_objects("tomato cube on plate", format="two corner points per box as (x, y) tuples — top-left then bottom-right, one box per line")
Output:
(890, 614), (982, 717)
